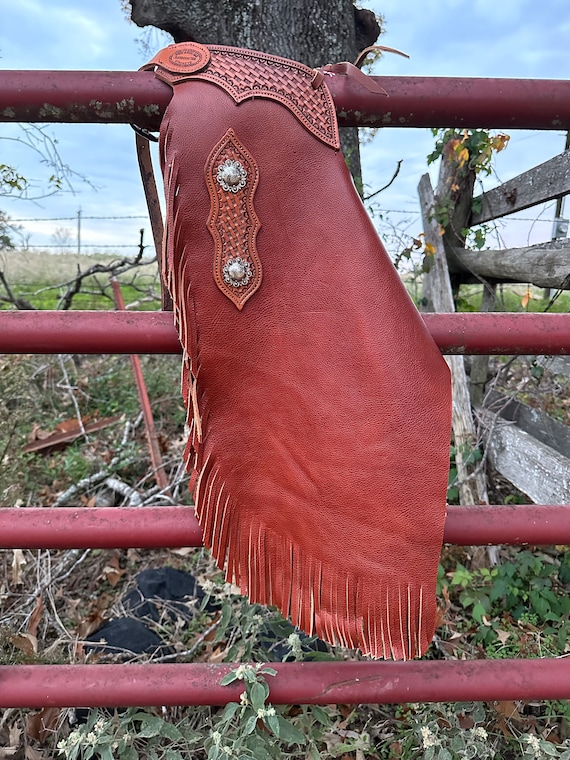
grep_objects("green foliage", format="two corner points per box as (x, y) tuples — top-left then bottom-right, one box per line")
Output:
(382, 701), (570, 760)
(446, 443), (482, 504)
(455, 283), (570, 314)
(411, 704), (494, 760)
(199, 577), (331, 665)
(426, 128), (509, 250)
(0, 355), (41, 503)
(0, 351), (185, 506)
(56, 707), (200, 760)
(463, 224), (491, 251)
(427, 129), (510, 177)
(441, 548), (570, 653)
(1, 277), (161, 311)
(0, 163), (27, 193)
(0, 208), (20, 248)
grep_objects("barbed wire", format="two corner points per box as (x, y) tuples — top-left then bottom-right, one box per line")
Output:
(21, 243), (142, 249)
(8, 211), (557, 224)
(9, 215), (148, 223)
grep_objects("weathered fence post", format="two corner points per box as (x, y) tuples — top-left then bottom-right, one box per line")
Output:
(419, 137), (489, 507)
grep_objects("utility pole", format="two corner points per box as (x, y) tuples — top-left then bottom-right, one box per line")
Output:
(77, 207), (81, 254)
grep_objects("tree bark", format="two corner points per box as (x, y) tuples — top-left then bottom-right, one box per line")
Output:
(127, 0), (381, 183)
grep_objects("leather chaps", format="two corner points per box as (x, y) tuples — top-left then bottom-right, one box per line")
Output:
(141, 42), (452, 660)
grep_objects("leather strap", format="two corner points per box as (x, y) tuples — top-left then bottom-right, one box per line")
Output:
(135, 131), (172, 311)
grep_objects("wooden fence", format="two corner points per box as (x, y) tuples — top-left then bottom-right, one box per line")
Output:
(420, 137), (570, 508)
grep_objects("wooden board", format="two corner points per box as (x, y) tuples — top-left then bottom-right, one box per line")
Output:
(485, 391), (570, 459)
(484, 417), (570, 504)
(450, 238), (570, 289)
(481, 394), (570, 504)
(470, 149), (570, 225)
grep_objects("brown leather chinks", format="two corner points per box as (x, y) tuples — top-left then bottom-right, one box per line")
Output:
(141, 42), (452, 660)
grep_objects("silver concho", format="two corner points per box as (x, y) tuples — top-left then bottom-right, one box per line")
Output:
(223, 257), (252, 288)
(216, 159), (247, 193)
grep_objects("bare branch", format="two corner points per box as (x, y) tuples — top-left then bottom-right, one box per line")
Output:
(363, 159), (403, 201)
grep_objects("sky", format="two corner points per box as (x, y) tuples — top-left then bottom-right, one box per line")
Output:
(0, 0), (569, 258)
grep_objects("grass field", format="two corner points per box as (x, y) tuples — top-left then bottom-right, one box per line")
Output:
(456, 282), (570, 314)
(2, 248), (569, 314)
(0, 249), (161, 310)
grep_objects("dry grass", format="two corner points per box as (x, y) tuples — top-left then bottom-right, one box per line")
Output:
(0, 249), (158, 286)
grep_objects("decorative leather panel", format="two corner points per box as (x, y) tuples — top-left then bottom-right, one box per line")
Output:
(205, 129), (262, 310)
(145, 43), (339, 150)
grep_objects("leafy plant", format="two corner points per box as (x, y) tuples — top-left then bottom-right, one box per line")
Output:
(426, 128), (509, 249)
(441, 549), (570, 652)
(56, 707), (199, 760)
(427, 129), (510, 178)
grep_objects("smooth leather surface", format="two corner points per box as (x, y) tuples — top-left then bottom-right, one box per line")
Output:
(149, 43), (452, 659)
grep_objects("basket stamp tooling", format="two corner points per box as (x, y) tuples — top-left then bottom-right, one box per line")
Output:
(142, 41), (452, 660)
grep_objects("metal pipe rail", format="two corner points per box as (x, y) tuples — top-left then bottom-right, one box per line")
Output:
(1, 71), (570, 130)
(0, 310), (569, 355)
(1, 505), (570, 549)
(3, 659), (570, 709)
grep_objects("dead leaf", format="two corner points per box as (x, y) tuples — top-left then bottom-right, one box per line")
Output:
(458, 713), (475, 729)
(336, 706), (355, 730)
(170, 547), (194, 556)
(55, 416), (93, 434)
(26, 708), (60, 744)
(495, 700), (524, 720)
(27, 424), (52, 443)
(389, 741), (402, 757)
(435, 585), (451, 628)
(495, 629), (511, 645)
(493, 700), (525, 723)
(0, 725), (23, 758)
(28, 595), (44, 638)
(11, 549), (26, 585)
(101, 553), (127, 587)
(76, 608), (107, 639)
(0, 748), (19, 758)
(23, 415), (121, 455)
(10, 633), (38, 657)
(210, 647), (229, 663)
(26, 747), (48, 760)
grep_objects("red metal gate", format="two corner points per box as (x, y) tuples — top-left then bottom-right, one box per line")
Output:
(1, 70), (570, 708)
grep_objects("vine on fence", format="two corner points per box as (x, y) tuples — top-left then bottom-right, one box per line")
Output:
(428, 128), (510, 249)
(395, 128), (510, 275)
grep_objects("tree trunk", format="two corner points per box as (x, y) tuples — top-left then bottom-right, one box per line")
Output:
(127, 0), (381, 183)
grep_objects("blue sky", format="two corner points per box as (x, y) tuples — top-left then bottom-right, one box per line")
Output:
(0, 0), (569, 256)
